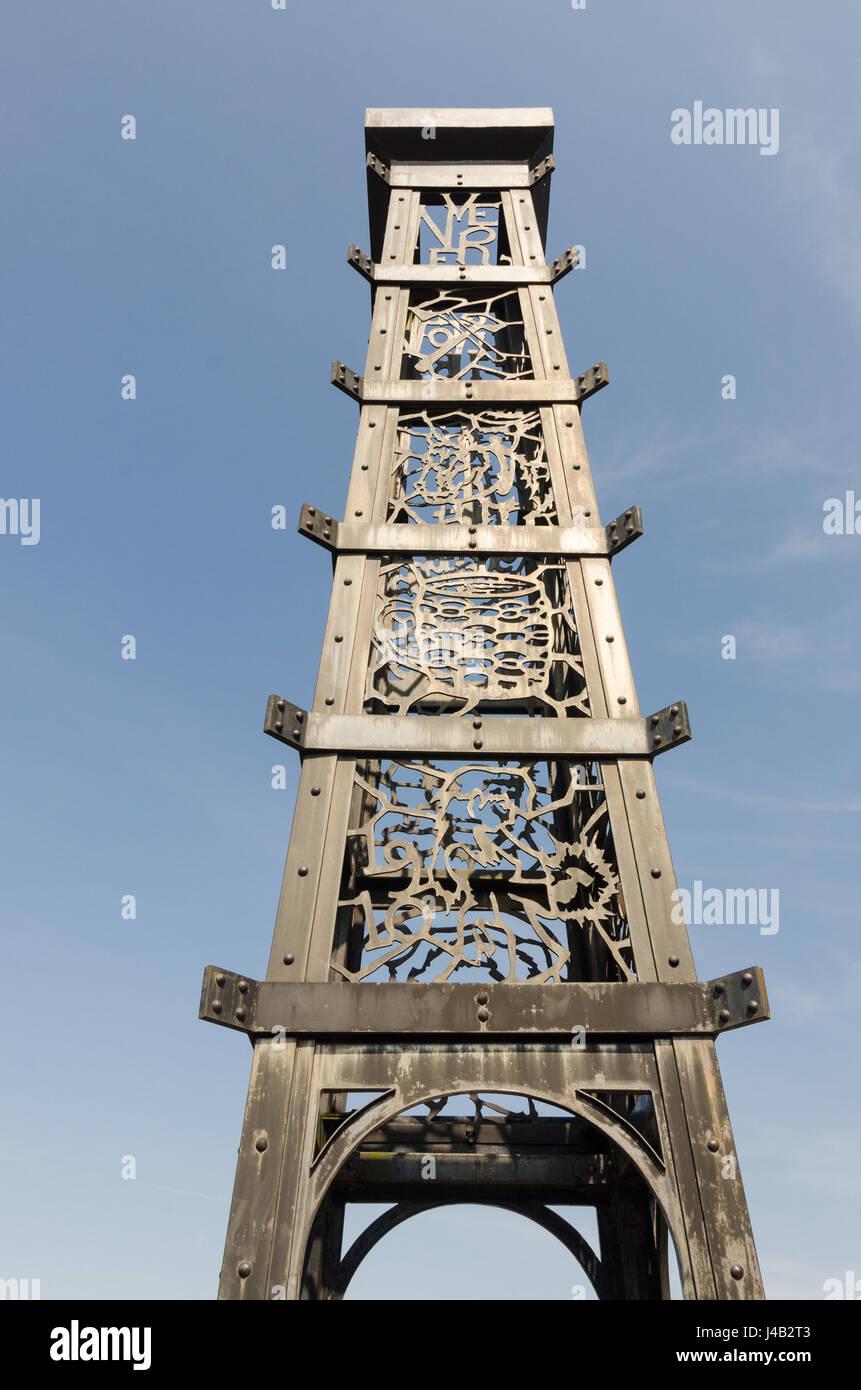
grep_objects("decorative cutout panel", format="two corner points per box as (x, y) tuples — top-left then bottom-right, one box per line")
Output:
(389, 409), (557, 527)
(403, 289), (531, 381)
(366, 555), (589, 717)
(338, 758), (633, 985)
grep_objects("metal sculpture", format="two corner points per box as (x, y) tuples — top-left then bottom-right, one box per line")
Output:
(200, 108), (768, 1301)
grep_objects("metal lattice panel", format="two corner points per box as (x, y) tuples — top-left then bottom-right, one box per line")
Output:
(417, 194), (505, 266)
(388, 408), (557, 526)
(366, 555), (589, 716)
(403, 289), (531, 381)
(338, 757), (632, 984)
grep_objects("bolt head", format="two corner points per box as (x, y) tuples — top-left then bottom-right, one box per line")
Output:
(707, 1139), (720, 1153)
(238, 1261), (252, 1279)
(730, 1264), (744, 1281)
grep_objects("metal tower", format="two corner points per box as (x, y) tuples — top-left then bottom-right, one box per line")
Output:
(200, 108), (768, 1300)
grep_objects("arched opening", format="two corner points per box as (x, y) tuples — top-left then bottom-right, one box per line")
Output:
(302, 1089), (687, 1299)
(342, 1202), (601, 1301)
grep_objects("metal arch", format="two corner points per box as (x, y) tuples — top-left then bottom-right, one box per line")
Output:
(329, 1196), (608, 1300)
(298, 1081), (691, 1293)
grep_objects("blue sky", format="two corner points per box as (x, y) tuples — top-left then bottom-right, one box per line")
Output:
(2, 0), (859, 1300)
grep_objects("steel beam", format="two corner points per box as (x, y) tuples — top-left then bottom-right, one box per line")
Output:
(200, 968), (769, 1039)
(263, 697), (692, 758)
(298, 503), (642, 558)
(331, 360), (609, 406)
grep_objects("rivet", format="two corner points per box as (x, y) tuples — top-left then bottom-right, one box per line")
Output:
(668, 955), (679, 968)
(718, 1008), (731, 1024)
(566, 421), (573, 427)
(713, 982), (725, 996)
(298, 866), (309, 877)
(617, 697), (626, 705)
(707, 1139), (720, 1153)
(355, 510), (363, 517)
(730, 1265), (744, 1281)
(369, 420), (377, 427)
(473, 719), (482, 729)
(651, 869), (661, 879)
(215, 972), (225, 987)
(741, 971), (753, 986)
(311, 786), (321, 796)
(605, 635), (614, 643)
(283, 953), (295, 965)
(235, 1007), (246, 1022)
(292, 728), (300, 738)
(255, 1135), (269, 1153)
(212, 1000), (222, 1015)
(238, 980), (248, 994)
(476, 993), (489, 1005)
(238, 1262), (252, 1279)
(325, 697), (334, 705)
(673, 725), (682, 736)
(277, 700), (285, 712)
(295, 711), (304, 722)
(636, 790), (645, 799)
(747, 1000), (759, 1016)
(473, 740), (483, 750)
(594, 578), (603, 586)
(670, 705), (679, 716)
(274, 720), (283, 733)
(361, 464), (369, 470)
(344, 578), (352, 586)
(477, 1006), (490, 1022)
(651, 716), (659, 726)
(653, 734), (663, 745)
(335, 634), (343, 643)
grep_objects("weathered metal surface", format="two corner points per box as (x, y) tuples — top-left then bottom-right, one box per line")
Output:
(298, 502), (642, 558)
(200, 967), (769, 1038)
(205, 107), (767, 1303)
(263, 698), (691, 757)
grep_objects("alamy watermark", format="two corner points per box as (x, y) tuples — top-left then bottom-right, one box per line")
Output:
(671, 103), (779, 156)
(0, 498), (40, 545)
(672, 882), (779, 936)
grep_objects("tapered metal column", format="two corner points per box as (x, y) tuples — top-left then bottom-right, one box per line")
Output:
(201, 107), (767, 1302)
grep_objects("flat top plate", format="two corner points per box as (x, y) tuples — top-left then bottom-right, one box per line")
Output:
(364, 107), (555, 163)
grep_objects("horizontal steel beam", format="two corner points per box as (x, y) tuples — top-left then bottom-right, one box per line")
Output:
(347, 243), (580, 286)
(333, 1151), (610, 1191)
(199, 968), (769, 1039)
(331, 360), (609, 406)
(298, 503), (643, 558)
(366, 152), (555, 190)
(263, 698), (692, 758)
